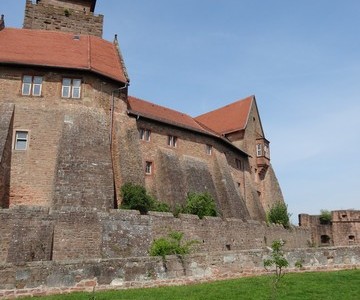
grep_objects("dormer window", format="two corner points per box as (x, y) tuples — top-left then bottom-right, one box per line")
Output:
(22, 75), (43, 96)
(62, 78), (81, 99)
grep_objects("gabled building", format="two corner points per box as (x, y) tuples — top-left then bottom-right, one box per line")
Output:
(0, 0), (284, 221)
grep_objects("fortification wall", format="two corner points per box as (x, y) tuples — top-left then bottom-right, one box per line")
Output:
(0, 103), (14, 208)
(0, 246), (359, 298)
(23, 0), (103, 37)
(0, 207), (311, 265)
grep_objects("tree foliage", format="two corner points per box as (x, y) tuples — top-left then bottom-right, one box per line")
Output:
(264, 239), (289, 299)
(267, 202), (291, 228)
(120, 183), (170, 214)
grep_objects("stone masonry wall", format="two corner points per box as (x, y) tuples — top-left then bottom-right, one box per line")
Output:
(0, 207), (311, 265)
(0, 104), (14, 208)
(23, 0), (104, 37)
(0, 246), (359, 298)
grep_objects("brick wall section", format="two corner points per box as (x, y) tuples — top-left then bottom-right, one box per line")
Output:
(52, 106), (114, 210)
(0, 246), (359, 297)
(0, 66), (119, 208)
(0, 207), (311, 265)
(0, 207), (53, 264)
(0, 104), (14, 208)
(51, 208), (103, 261)
(126, 118), (250, 219)
(299, 210), (360, 247)
(23, 0), (104, 37)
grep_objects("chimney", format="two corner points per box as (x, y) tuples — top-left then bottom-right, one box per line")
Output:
(0, 15), (5, 31)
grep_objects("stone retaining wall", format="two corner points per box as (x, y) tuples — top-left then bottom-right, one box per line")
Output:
(0, 246), (359, 299)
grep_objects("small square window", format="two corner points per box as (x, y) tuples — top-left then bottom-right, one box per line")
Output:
(168, 135), (177, 147)
(206, 144), (212, 155)
(145, 161), (153, 175)
(14, 131), (29, 150)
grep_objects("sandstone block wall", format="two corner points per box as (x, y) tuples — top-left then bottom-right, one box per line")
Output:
(0, 245), (359, 297)
(0, 104), (14, 208)
(0, 207), (311, 265)
(23, 0), (103, 37)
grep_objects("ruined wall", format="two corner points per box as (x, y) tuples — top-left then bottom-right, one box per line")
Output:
(23, 0), (103, 37)
(299, 211), (360, 247)
(0, 104), (14, 208)
(331, 210), (360, 246)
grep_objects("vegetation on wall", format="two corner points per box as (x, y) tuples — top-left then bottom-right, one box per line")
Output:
(266, 202), (291, 229)
(319, 209), (332, 224)
(149, 231), (198, 259)
(176, 192), (217, 219)
(120, 183), (170, 214)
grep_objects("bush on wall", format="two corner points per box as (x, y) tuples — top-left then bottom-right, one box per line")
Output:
(178, 192), (217, 219)
(120, 183), (170, 214)
(267, 202), (291, 229)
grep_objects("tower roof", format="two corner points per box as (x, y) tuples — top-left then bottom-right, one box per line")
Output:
(0, 28), (128, 84)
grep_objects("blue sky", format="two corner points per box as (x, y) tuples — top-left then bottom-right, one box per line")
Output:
(2, 1), (359, 222)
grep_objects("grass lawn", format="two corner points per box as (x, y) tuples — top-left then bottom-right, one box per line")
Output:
(22, 269), (360, 300)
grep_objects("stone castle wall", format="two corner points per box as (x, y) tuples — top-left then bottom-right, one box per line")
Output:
(0, 207), (311, 265)
(299, 210), (360, 247)
(0, 244), (359, 298)
(23, 0), (103, 37)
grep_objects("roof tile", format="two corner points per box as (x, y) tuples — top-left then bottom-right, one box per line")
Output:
(0, 28), (128, 83)
(195, 96), (254, 134)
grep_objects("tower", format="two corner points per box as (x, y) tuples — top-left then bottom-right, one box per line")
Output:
(23, 0), (103, 37)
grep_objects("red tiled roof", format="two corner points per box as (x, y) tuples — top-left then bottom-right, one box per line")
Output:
(128, 96), (214, 134)
(128, 96), (250, 157)
(195, 96), (254, 134)
(0, 28), (128, 83)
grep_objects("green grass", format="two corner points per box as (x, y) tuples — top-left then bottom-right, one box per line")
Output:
(23, 269), (360, 300)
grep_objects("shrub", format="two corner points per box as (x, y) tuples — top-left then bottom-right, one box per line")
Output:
(267, 202), (291, 229)
(149, 231), (198, 259)
(120, 183), (170, 214)
(319, 209), (332, 224)
(181, 192), (217, 219)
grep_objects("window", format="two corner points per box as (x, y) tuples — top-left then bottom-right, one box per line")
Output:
(139, 128), (151, 141)
(145, 161), (153, 175)
(321, 235), (331, 244)
(167, 135), (177, 147)
(235, 158), (242, 170)
(22, 75), (43, 96)
(206, 144), (212, 155)
(14, 131), (29, 150)
(62, 78), (81, 98)
(256, 144), (263, 157)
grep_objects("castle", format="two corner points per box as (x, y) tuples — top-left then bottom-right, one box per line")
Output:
(0, 0), (284, 221)
(0, 1), (358, 296)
